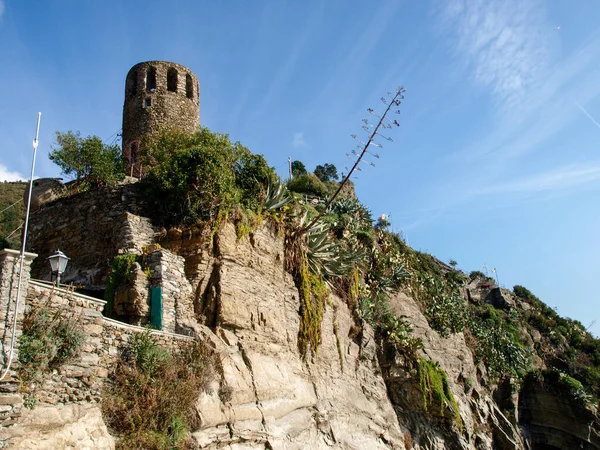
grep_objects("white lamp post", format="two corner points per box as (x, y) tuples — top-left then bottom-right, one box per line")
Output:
(48, 249), (70, 286)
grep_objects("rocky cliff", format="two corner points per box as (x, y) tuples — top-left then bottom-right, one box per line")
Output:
(2, 182), (598, 449)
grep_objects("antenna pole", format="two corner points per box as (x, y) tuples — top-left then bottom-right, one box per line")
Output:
(0, 112), (41, 381)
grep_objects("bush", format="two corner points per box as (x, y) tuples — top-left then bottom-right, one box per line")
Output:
(141, 128), (277, 226)
(287, 173), (330, 198)
(469, 270), (485, 280)
(102, 331), (216, 450)
(513, 285), (539, 303)
(49, 131), (124, 188)
(18, 301), (84, 407)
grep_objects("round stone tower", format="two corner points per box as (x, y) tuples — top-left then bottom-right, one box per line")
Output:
(122, 61), (200, 177)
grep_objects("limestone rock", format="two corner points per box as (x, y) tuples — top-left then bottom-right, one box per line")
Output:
(0, 403), (114, 449)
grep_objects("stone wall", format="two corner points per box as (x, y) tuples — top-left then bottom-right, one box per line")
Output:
(26, 183), (157, 287)
(22, 280), (192, 407)
(0, 250), (36, 427)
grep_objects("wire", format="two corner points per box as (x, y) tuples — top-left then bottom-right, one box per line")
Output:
(5, 223), (23, 240)
(0, 198), (23, 216)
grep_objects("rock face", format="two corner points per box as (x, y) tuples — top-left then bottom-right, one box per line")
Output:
(519, 380), (600, 449)
(383, 292), (525, 450)
(164, 223), (407, 449)
(11, 185), (599, 449)
(0, 403), (114, 449)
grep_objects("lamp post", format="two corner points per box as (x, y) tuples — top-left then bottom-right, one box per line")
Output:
(48, 250), (70, 286)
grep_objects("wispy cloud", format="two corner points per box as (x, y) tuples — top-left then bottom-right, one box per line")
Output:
(292, 132), (307, 149)
(574, 101), (600, 130)
(442, 0), (552, 112)
(475, 163), (600, 196)
(0, 164), (24, 182)
(440, 0), (600, 163)
(0, 1), (5, 19)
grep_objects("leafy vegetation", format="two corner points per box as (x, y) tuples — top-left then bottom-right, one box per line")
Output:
(314, 163), (338, 182)
(104, 254), (138, 317)
(0, 181), (26, 249)
(291, 160), (307, 178)
(140, 128), (278, 227)
(417, 357), (462, 430)
(287, 173), (331, 198)
(18, 300), (85, 408)
(49, 131), (124, 188)
(102, 331), (216, 450)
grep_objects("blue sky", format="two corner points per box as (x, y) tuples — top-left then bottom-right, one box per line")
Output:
(1, 1), (599, 335)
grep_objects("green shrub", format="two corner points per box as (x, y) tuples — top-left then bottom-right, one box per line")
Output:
(102, 331), (216, 450)
(18, 302), (85, 408)
(104, 254), (138, 317)
(141, 128), (277, 227)
(469, 270), (485, 280)
(513, 285), (539, 303)
(287, 174), (330, 198)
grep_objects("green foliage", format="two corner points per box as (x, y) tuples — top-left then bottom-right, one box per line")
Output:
(287, 173), (330, 198)
(296, 257), (328, 356)
(529, 369), (595, 407)
(417, 358), (462, 430)
(104, 254), (138, 317)
(469, 270), (486, 280)
(291, 160), (307, 178)
(102, 331), (216, 450)
(49, 131), (124, 188)
(359, 291), (423, 356)
(513, 285), (539, 303)
(0, 182), (25, 249)
(141, 128), (277, 226)
(314, 163), (338, 182)
(234, 151), (279, 210)
(265, 182), (293, 211)
(468, 306), (531, 379)
(18, 302), (84, 408)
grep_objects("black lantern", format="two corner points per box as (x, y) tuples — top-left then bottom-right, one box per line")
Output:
(47, 249), (69, 286)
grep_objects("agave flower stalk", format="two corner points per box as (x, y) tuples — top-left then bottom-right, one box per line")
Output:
(299, 86), (405, 234)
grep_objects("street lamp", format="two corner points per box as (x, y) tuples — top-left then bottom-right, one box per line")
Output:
(48, 249), (70, 286)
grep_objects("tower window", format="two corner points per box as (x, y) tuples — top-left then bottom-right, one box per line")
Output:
(127, 70), (138, 98)
(146, 66), (156, 91)
(144, 97), (152, 107)
(186, 74), (194, 99)
(167, 68), (178, 92)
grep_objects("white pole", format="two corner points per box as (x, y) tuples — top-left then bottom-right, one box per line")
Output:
(0, 112), (41, 382)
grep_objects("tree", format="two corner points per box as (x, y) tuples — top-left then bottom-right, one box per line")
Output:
(291, 160), (307, 178)
(49, 131), (124, 188)
(314, 163), (338, 182)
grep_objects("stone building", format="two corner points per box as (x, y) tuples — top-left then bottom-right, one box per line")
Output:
(122, 61), (200, 177)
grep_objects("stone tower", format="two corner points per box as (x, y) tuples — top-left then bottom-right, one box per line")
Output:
(122, 61), (200, 177)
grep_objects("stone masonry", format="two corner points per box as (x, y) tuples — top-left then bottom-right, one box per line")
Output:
(122, 61), (200, 177)
(0, 249), (37, 427)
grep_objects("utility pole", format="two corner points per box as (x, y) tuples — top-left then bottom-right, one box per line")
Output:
(288, 156), (292, 181)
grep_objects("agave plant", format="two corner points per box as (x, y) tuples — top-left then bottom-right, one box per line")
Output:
(265, 182), (293, 211)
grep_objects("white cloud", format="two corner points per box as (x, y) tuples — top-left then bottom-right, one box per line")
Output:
(292, 132), (307, 149)
(0, 164), (24, 182)
(0, 1), (5, 19)
(442, 0), (553, 112)
(475, 163), (600, 196)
